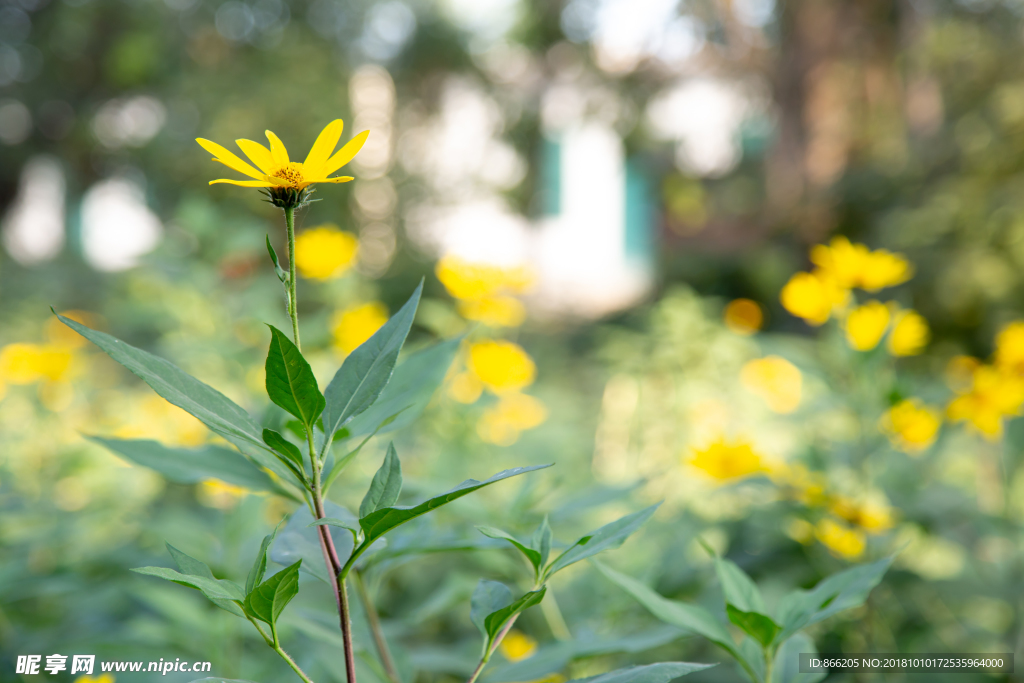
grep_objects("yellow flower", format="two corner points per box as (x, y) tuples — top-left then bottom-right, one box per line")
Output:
(0, 343), (74, 384)
(947, 365), (1024, 439)
(995, 321), (1024, 373)
(740, 356), (802, 414)
(448, 371), (483, 404)
(75, 676), (115, 683)
(467, 340), (536, 393)
(811, 236), (913, 291)
(815, 518), (866, 559)
(844, 300), (891, 351)
(780, 272), (847, 326)
(197, 120), (367, 196)
(881, 399), (941, 453)
(723, 298), (763, 335)
(458, 296), (527, 327)
(689, 437), (765, 481)
(436, 255), (533, 301)
(888, 309), (930, 356)
(332, 302), (389, 354)
(828, 496), (894, 535)
(476, 393), (548, 446)
(294, 225), (359, 280)
(499, 630), (538, 662)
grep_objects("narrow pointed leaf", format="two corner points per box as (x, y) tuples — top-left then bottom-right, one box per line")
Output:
(165, 544), (244, 617)
(132, 566), (245, 603)
(244, 560), (302, 626)
(772, 634), (825, 683)
(470, 580), (513, 636)
(265, 325), (326, 429)
(322, 282), (422, 443)
(530, 516), (553, 568)
(359, 442), (403, 518)
(545, 504), (660, 578)
(266, 235), (288, 283)
(482, 587), (546, 647)
(351, 465), (552, 565)
(726, 605), (780, 647)
(246, 524), (282, 596)
(54, 314), (295, 484)
(714, 556), (766, 615)
(571, 663), (716, 683)
(262, 429), (306, 480)
(477, 526), (542, 573)
(87, 436), (295, 499)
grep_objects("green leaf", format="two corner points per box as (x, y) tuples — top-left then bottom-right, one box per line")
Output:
(266, 235), (288, 283)
(265, 325), (326, 429)
(470, 580), (513, 637)
(593, 561), (737, 655)
(477, 526), (543, 576)
(726, 605), (780, 648)
(87, 436), (295, 500)
(771, 634), (825, 683)
(359, 442), (403, 518)
(165, 543), (244, 617)
(246, 524), (283, 596)
(482, 587), (546, 650)
(244, 560), (302, 627)
(344, 334), (462, 438)
(322, 282), (422, 444)
(570, 663), (716, 683)
(322, 416), (399, 495)
(350, 465), (552, 570)
(55, 313), (296, 486)
(308, 517), (361, 542)
(529, 516), (553, 568)
(714, 556), (767, 615)
(739, 638), (766, 683)
(261, 429), (306, 481)
(774, 556), (892, 642)
(132, 566), (244, 604)
(545, 504), (660, 578)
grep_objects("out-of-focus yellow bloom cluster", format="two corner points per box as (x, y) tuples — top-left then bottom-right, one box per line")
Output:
(740, 356), (802, 414)
(436, 255), (533, 328)
(781, 237), (929, 355)
(294, 224), (359, 280)
(0, 311), (90, 404)
(74, 675), (115, 683)
(881, 399), (942, 453)
(946, 326), (1024, 439)
(331, 301), (389, 355)
(723, 298), (764, 336)
(688, 437), (767, 480)
(437, 256), (546, 446)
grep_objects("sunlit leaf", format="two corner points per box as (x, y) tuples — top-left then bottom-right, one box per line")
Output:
(545, 504), (660, 578)
(265, 325), (325, 429)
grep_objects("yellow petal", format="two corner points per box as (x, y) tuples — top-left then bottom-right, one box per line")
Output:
(311, 176), (354, 184)
(322, 130), (369, 176)
(265, 130), (290, 165)
(303, 119), (345, 177)
(235, 139), (276, 174)
(209, 179), (276, 187)
(197, 138), (266, 180)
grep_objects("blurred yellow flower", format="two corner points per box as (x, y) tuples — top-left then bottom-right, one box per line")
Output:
(815, 518), (866, 559)
(811, 236), (912, 291)
(294, 225), (358, 280)
(769, 462), (828, 506)
(499, 630), (537, 662)
(995, 321), (1024, 373)
(888, 309), (930, 356)
(468, 340), (536, 393)
(457, 296), (527, 327)
(947, 365), (1024, 439)
(477, 393), (548, 446)
(74, 675), (115, 683)
(881, 399), (941, 453)
(780, 272), (847, 326)
(0, 343), (74, 384)
(785, 517), (815, 545)
(740, 356), (802, 414)
(689, 438), (765, 481)
(723, 298), (763, 335)
(197, 119), (367, 191)
(332, 302), (389, 354)
(844, 300), (890, 351)
(436, 256), (534, 301)
(449, 371), (483, 404)
(829, 496), (894, 535)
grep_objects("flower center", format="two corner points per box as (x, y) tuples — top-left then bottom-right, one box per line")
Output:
(271, 163), (305, 188)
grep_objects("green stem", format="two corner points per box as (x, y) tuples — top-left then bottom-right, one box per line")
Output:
(467, 614), (521, 683)
(248, 616), (316, 683)
(764, 649), (774, 683)
(353, 569), (401, 683)
(285, 206), (300, 349)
